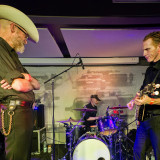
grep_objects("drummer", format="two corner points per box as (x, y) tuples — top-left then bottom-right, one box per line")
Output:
(83, 94), (101, 132)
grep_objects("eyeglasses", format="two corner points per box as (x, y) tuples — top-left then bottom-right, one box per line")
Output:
(15, 24), (29, 39)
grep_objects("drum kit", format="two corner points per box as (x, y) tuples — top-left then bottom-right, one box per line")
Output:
(57, 106), (134, 160)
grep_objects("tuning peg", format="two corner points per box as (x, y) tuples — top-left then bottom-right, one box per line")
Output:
(155, 84), (160, 88)
(152, 91), (159, 96)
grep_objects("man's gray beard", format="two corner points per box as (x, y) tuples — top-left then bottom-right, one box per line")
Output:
(15, 45), (25, 54)
(12, 35), (25, 54)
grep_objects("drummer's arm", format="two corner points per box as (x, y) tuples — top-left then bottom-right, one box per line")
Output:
(87, 116), (99, 121)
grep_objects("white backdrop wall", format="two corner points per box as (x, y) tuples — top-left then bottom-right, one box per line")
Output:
(25, 65), (147, 144)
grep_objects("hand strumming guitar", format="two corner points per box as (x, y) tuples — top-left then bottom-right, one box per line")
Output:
(135, 94), (152, 106)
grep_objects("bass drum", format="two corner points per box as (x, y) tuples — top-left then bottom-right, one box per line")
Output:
(72, 133), (110, 160)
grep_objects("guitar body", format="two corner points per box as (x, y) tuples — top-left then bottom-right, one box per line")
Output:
(137, 106), (145, 122)
(135, 83), (158, 125)
(135, 105), (144, 126)
(135, 105), (140, 125)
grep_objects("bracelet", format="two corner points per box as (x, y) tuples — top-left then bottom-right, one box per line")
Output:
(28, 74), (32, 82)
(149, 98), (155, 105)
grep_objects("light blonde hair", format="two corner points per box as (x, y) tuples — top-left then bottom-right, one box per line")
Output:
(143, 31), (160, 47)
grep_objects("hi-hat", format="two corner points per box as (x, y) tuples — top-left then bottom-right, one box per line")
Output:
(109, 106), (128, 109)
(73, 108), (97, 112)
(57, 117), (84, 123)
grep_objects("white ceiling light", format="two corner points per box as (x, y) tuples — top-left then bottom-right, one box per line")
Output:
(19, 57), (139, 65)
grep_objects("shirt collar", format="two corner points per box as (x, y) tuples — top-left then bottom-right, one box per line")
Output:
(150, 60), (160, 70)
(0, 37), (18, 58)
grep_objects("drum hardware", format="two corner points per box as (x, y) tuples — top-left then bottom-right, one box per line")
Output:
(112, 109), (123, 115)
(61, 106), (136, 160)
(63, 124), (77, 160)
(115, 128), (124, 160)
(62, 111), (87, 160)
(95, 115), (124, 159)
(73, 108), (97, 112)
(57, 117), (84, 123)
(85, 131), (97, 138)
(114, 119), (136, 160)
(65, 124), (84, 160)
(104, 134), (116, 160)
(109, 106), (128, 110)
(106, 105), (135, 160)
(97, 105), (128, 137)
(90, 125), (98, 133)
(57, 116), (85, 159)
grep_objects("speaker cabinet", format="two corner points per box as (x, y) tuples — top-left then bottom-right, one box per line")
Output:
(33, 104), (45, 130)
(31, 127), (46, 154)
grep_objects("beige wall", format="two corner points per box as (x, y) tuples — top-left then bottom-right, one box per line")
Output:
(26, 65), (147, 144)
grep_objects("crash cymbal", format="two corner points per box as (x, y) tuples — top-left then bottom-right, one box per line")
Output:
(57, 117), (84, 123)
(109, 106), (128, 109)
(73, 108), (97, 112)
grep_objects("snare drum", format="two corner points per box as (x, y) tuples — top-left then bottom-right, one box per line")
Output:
(72, 133), (110, 160)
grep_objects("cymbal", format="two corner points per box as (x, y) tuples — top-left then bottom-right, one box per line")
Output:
(57, 117), (84, 123)
(73, 108), (97, 112)
(109, 106), (128, 109)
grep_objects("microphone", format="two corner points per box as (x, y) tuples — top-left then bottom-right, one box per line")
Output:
(79, 57), (85, 70)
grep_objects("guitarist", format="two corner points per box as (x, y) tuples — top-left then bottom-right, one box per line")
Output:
(127, 31), (160, 160)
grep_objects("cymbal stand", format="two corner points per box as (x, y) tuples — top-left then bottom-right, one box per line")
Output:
(117, 110), (123, 160)
(107, 134), (115, 160)
(68, 124), (73, 160)
(115, 118), (136, 160)
(65, 112), (86, 160)
(116, 126), (123, 160)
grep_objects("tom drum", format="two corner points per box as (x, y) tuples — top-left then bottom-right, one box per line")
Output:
(97, 116), (117, 136)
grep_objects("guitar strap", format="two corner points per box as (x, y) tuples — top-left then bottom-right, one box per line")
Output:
(141, 69), (160, 121)
(152, 69), (160, 84)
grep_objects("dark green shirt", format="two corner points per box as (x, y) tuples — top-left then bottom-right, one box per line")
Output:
(0, 37), (35, 102)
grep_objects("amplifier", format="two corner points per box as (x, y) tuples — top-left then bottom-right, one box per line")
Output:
(31, 127), (46, 154)
(33, 104), (45, 130)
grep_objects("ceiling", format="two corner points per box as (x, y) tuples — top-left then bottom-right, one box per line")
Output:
(2, 0), (160, 63)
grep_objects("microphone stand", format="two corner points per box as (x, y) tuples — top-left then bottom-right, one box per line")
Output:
(116, 118), (136, 160)
(44, 61), (82, 160)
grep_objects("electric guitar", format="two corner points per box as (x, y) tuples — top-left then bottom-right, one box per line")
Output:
(135, 83), (160, 124)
